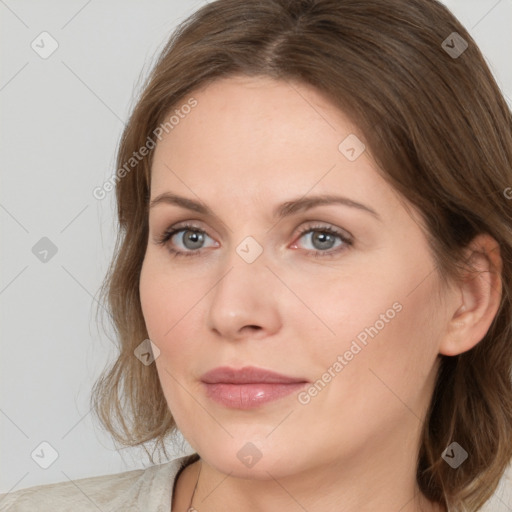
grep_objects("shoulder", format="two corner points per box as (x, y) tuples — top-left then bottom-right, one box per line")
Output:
(0, 467), (148, 512)
(479, 462), (512, 511)
(0, 453), (199, 512)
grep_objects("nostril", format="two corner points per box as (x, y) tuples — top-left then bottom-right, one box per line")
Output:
(246, 325), (261, 331)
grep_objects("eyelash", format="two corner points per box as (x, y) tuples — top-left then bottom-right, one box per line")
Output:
(155, 222), (353, 259)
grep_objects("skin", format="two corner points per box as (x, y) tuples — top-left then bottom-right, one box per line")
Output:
(139, 75), (502, 512)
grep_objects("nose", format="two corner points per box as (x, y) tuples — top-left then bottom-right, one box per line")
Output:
(206, 249), (282, 342)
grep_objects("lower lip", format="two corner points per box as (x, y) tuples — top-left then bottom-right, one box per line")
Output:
(202, 382), (308, 409)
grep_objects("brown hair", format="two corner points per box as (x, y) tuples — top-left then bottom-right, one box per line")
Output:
(90, 0), (512, 509)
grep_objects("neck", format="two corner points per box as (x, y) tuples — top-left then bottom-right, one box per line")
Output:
(183, 454), (446, 512)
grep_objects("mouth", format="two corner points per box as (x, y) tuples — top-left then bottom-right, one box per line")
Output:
(200, 366), (309, 409)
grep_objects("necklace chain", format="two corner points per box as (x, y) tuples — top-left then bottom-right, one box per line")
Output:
(186, 460), (202, 511)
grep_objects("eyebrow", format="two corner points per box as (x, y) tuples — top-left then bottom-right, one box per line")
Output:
(149, 192), (381, 222)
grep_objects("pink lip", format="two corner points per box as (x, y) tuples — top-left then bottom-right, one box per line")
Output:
(200, 366), (309, 409)
(201, 365), (308, 384)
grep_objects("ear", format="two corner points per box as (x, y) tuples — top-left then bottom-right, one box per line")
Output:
(439, 233), (503, 357)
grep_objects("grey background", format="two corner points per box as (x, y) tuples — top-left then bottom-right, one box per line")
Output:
(1, 0), (511, 508)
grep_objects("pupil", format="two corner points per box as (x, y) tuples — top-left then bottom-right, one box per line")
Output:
(185, 230), (203, 249)
(314, 232), (334, 250)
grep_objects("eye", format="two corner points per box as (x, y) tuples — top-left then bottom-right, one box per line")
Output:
(155, 222), (218, 258)
(291, 223), (353, 258)
(154, 222), (353, 259)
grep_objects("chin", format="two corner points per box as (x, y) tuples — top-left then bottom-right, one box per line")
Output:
(198, 441), (308, 480)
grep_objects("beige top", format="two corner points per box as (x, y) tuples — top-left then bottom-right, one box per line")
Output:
(1, 453), (510, 510)
(0, 453), (200, 512)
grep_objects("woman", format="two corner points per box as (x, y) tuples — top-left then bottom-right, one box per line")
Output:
(2, 0), (511, 511)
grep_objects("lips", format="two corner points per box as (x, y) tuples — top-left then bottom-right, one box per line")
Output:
(200, 365), (308, 384)
(200, 366), (309, 409)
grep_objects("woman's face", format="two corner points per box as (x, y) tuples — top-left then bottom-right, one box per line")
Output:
(139, 75), (453, 480)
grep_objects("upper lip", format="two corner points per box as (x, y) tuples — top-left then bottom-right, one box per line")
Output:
(201, 366), (309, 384)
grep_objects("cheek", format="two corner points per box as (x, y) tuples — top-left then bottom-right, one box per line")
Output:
(139, 257), (203, 415)
(139, 253), (206, 345)
(317, 270), (441, 420)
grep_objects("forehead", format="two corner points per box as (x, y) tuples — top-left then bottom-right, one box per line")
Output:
(149, 75), (397, 216)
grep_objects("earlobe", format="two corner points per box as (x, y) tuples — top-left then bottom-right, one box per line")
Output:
(439, 233), (502, 357)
